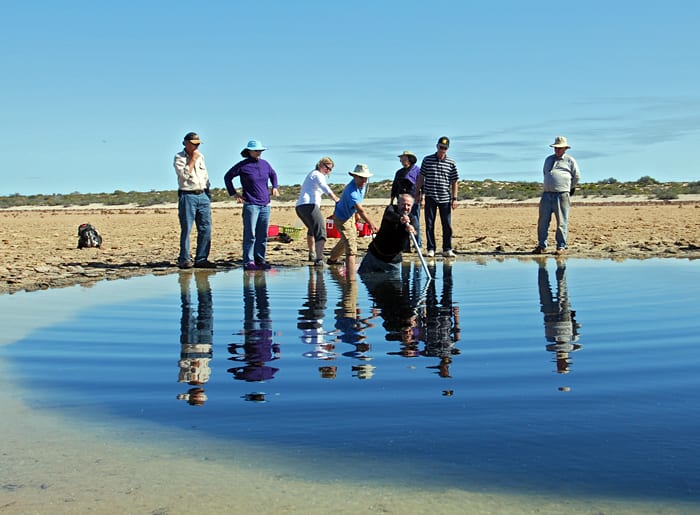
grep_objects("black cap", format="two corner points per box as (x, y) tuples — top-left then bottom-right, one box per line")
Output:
(184, 132), (202, 144)
(437, 136), (450, 148)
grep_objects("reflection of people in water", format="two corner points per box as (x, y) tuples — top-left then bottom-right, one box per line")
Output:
(361, 261), (422, 358)
(538, 260), (582, 375)
(228, 270), (280, 382)
(420, 261), (461, 378)
(329, 266), (376, 368)
(298, 267), (337, 361)
(177, 271), (214, 405)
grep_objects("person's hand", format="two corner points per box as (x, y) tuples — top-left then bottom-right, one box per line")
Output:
(235, 194), (243, 204)
(272, 188), (280, 197)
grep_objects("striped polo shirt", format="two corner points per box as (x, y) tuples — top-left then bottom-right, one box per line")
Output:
(419, 153), (459, 203)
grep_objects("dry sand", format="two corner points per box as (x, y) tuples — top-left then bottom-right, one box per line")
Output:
(1, 196), (699, 295)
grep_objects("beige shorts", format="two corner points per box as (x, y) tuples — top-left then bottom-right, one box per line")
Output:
(334, 214), (358, 256)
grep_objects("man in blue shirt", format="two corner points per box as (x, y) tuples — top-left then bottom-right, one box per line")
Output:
(327, 164), (378, 279)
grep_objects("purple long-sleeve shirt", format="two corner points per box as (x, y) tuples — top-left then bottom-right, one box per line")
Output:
(224, 157), (279, 206)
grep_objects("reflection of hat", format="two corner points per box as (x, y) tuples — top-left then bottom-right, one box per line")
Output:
(349, 163), (373, 178)
(243, 139), (267, 151)
(397, 151), (418, 164)
(352, 364), (376, 379)
(550, 136), (571, 149)
(184, 132), (201, 144)
(437, 136), (450, 148)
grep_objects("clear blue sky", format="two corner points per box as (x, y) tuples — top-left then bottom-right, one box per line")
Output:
(3, 0), (699, 195)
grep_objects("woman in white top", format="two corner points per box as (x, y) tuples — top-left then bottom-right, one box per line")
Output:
(295, 157), (340, 265)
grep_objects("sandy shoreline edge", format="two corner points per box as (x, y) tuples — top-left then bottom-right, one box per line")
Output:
(1, 195), (698, 294)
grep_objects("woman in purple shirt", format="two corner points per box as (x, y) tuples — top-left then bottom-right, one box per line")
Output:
(224, 139), (280, 271)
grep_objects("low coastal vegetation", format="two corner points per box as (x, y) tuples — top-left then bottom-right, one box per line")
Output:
(1, 177), (698, 208)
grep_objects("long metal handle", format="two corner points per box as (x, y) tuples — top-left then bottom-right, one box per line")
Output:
(407, 225), (432, 280)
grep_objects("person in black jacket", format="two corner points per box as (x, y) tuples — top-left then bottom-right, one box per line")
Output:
(358, 194), (416, 274)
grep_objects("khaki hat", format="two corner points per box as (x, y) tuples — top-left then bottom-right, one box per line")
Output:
(550, 136), (571, 149)
(397, 151), (418, 164)
(349, 163), (373, 178)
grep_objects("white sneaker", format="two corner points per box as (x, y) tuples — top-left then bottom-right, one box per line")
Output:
(427, 250), (435, 257)
(443, 249), (456, 258)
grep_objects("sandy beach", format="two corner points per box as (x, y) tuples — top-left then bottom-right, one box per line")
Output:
(1, 196), (698, 294)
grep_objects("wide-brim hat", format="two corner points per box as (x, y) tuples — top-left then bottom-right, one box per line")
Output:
(243, 139), (267, 151)
(550, 136), (571, 149)
(349, 163), (373, 178)
(397, 151), (417, 164)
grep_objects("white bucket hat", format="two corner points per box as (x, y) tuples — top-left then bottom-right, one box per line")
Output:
(243, 139), (267, 151)
(550, 136), (571, 149)
(349, 164), (373, 178)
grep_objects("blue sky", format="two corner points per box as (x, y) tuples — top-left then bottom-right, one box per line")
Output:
(3, 0), (699, 195)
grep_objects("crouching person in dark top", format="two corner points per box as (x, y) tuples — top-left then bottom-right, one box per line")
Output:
(358, 194), (416, 274)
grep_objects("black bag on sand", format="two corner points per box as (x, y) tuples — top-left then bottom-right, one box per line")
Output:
(77, 223), (102, 249)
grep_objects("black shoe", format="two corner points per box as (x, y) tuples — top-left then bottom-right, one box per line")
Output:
(179, 260), (193, 269)
(194, 260), (217, 269)
(532, 246), (546, 255)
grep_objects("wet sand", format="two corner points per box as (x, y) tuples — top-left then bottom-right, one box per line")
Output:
(1, 196), (698, 295)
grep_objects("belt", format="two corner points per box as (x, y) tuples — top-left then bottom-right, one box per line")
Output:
(179, 189), (207, 195)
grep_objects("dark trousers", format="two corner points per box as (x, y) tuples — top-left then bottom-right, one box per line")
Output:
(424, 197), (452, 252)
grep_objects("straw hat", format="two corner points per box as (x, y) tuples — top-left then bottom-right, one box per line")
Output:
(397, 151), (418, 164)
(349, 164), (373, 178)
(550, 136), (571, 149)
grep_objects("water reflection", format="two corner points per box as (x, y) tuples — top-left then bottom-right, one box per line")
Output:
(329, 267), (377, 379)
(297, 267), (337, 366)
(537, 260), (582, 384)
(421, 261), (461, 381)
(228, 271), (280, 388)
(176, 270), (214, 406)
(361, 263), (424, 359)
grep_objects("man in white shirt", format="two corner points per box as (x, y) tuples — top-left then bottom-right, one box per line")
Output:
(173, 132), (215, 269)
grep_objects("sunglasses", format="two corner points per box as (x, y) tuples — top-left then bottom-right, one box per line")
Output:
(323, 163), (333, 171)
(438, 145), (448, 150)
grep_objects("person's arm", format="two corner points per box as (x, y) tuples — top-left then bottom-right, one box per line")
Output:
(223, 164), (243, 203)
(269, 164), (280, 197)
(415, 174), (424, 206)
(354, 202), (378, 233)
(570, 158), (580, 195)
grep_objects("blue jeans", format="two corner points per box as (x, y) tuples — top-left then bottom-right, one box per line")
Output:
(424, 197), (452, 252)
(178, 191), (211, 265)
(537, 191), (571, 249)
(410, 201), (422, 248)
(242, 203), (271, 264)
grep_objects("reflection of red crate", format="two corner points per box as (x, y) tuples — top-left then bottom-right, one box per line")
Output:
(326, 218), (341, 238)
(267, 225), (280, 237)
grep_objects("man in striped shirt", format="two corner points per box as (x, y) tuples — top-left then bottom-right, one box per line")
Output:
(415, 136), (459, 258)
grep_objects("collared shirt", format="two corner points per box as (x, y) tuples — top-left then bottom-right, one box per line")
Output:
(420, 153), (458, 203)
(543, 153), (580, 192)
(224, 157), (279, 206)
(334, 179), (365, 222)
(174, 150), (210, 191)
(296, 169), (335, 206)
